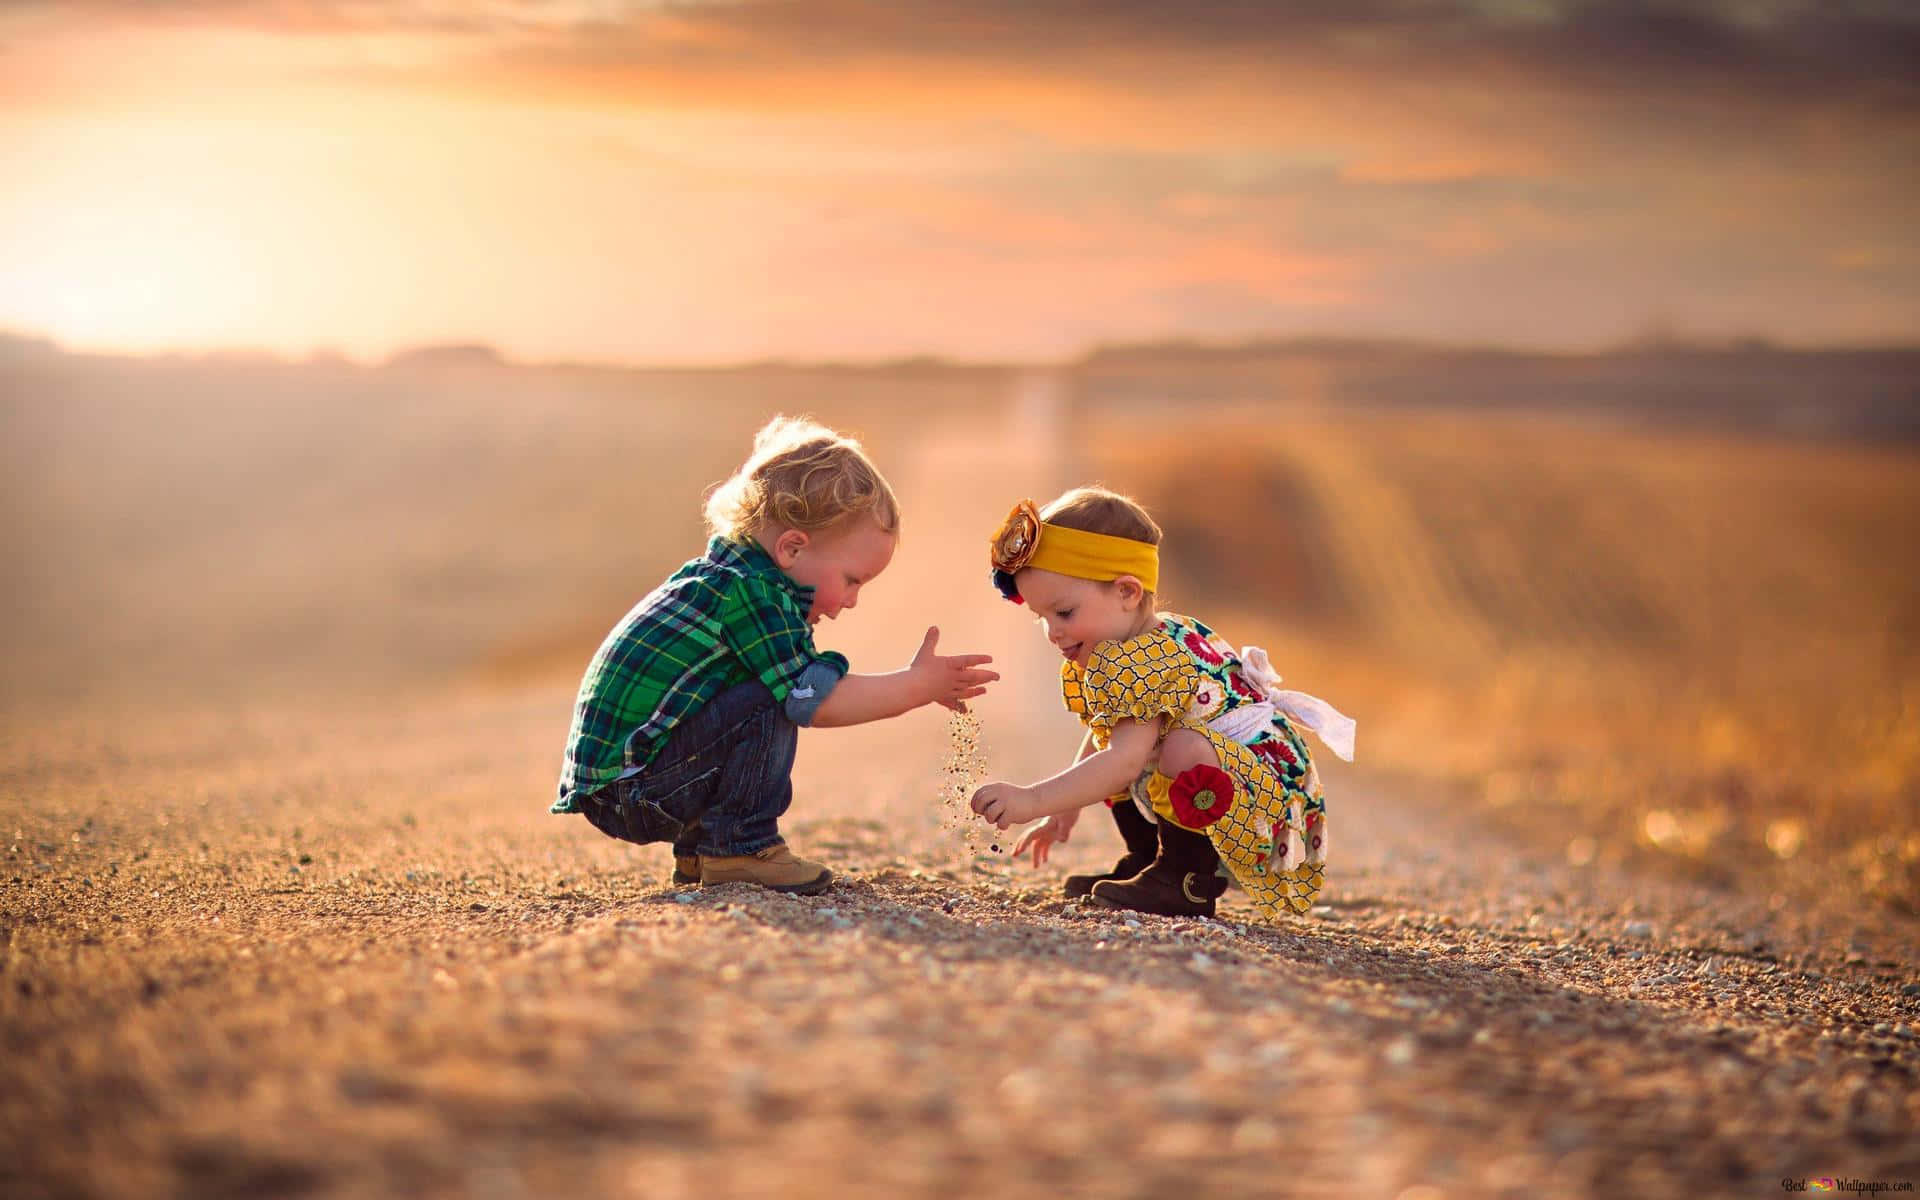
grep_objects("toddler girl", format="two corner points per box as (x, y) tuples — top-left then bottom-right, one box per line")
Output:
(969, 488), (1354, 918)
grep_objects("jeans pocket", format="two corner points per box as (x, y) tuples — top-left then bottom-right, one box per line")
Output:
(623, 797), (686, 844)
(583, 783), (687, 846)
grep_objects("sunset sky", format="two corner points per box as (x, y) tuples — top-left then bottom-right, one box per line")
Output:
(2, 1), (1916, 363)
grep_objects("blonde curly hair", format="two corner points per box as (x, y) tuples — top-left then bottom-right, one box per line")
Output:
(704, 415), (900, 541)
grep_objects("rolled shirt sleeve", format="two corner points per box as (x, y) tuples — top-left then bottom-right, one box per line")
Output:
(781, 657), (846, 726)
(718, 574), (850, 722)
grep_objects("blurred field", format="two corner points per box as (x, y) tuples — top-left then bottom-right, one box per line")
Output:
(4, 344), (1917, 916)
(0, 353), (1001, 712)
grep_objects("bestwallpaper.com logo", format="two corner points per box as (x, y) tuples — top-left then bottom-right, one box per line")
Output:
(1782, 1180), (1915, 1195)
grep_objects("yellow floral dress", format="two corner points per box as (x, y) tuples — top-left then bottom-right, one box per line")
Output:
(1061, 614), (1327, 916)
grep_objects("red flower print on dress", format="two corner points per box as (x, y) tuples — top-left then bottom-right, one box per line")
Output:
(1183, 631), (1225, 665)
(1168, 764), (1235, 829)
(1230, 671), (1265, 700)
(1252, 739), (1298, 774)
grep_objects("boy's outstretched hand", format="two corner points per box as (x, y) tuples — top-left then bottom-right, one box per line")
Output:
(810, 626), (996, 727)
(910, 626), (998, 713)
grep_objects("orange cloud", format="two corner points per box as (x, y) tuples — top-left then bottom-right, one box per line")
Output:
(1, 1), (1915, 358)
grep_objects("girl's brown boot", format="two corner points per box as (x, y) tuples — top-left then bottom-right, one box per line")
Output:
(1064, 799), (1160, 898)
(1088, 821), (1229, 917)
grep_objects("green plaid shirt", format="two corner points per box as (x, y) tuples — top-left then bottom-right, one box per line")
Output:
(551, 537), (850, 813)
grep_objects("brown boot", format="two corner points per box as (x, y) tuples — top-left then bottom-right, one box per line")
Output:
(699, 842), (833, 895)
(670, 855), (701, 886)
(1064, 799), (1160, 898)
(1090, 821), (1229, 918)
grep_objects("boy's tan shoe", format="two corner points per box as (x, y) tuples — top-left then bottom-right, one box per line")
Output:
(670, 855), (701, 886)
(699, 843), (833, 895)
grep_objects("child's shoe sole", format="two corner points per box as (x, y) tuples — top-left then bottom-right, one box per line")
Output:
(701, 869), (833, 896)
(750, 871), (832, 896)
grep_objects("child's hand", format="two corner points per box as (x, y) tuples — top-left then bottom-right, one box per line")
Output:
(1011, 808), (1080, 867)
(970, 781), (1038, 830)
(910, 626), (999, 713)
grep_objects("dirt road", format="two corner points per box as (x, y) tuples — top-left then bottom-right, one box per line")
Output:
(3, 376), (1917, 1197)
(4, 684), (1916, 1199)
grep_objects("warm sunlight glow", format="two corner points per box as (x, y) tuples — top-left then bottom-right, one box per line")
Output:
(5, 119), (289, 352)
(1, 4), (1914, 360)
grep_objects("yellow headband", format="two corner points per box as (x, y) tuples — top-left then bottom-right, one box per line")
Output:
(989, 500), (1159, 593)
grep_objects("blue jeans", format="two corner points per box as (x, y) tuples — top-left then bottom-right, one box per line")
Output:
(578, 681), (797, 858)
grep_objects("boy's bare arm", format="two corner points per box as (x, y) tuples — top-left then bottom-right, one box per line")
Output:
(808, 669), (935, 727)
(810, 626), (997, 728)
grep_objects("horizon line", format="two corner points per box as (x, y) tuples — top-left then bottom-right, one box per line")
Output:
(3, 326), (1917, 374)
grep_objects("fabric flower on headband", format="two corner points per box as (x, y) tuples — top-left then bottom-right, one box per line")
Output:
(990, 500), (1042, 573)
(988, 499), (1042, 603)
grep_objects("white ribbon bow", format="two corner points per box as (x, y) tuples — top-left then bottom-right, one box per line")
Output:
(1209, 646), (1357, 762)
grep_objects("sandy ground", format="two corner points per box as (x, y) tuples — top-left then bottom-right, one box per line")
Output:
(4, 373), (1918, 1198)
(3, 685), (1917, 1199)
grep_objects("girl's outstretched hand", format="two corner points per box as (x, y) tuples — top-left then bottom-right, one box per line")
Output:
(910, 626), (999, 713)
(970, 781), (1038, 830)
(1011, 807), (1080, 867)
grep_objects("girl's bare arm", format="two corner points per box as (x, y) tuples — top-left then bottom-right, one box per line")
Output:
(972, 719), (1160, 827)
